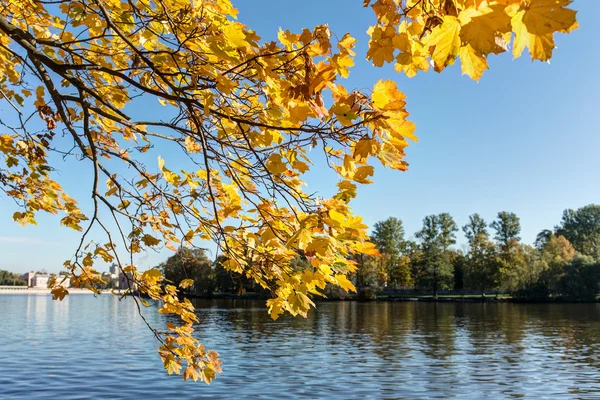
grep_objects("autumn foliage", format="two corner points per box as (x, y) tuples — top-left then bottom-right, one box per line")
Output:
(0, 0), (577, 382)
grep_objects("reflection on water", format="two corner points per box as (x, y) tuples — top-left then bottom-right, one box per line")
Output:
(1, 295), (599, 399)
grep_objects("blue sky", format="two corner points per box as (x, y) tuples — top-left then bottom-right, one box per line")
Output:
(1, 1), (598, 273)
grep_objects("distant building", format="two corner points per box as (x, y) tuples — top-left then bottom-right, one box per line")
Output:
(21, 272), (35, 287)
(109, 264), (121, 279)
(21, 272), (70, 289)
(118, 272), (132, 290)
(31, 274), (49, 288)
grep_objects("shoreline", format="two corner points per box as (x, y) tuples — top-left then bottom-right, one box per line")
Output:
(0, 288), (115, 295)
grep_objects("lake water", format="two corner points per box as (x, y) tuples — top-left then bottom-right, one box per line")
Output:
(1, 295), (600, 399)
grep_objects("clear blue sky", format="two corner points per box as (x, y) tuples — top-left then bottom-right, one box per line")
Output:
(1, 1), (598, 273)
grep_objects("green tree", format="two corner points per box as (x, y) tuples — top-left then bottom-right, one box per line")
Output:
(491, 211), (522, 249)
(513, 244), (549, 299)
(561, 255), (600, 301)
(371, 217), (410, 289)
(415, 213), (458, 298)
(497, 239), (529, 293)
(462, 213), (488, 246)
(534, 229), (553, 251)
(213, 255), (236, 294)
(371, 217), (405, 255)
(438, 213), (459, 251)
(0, 270), (26, 286)
(556, 204), (600, 259)
(462, 215), (499, 296)
(451, 250), (467, 291)
(159, 248), (215, 296)
(463, 234), (499, 296)
(352, 253), (386, 300)
(491, 212), (522, 292)
(404, 240), (424, 289)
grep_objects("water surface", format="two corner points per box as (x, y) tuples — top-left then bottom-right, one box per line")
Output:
(1, 295), (599, 399)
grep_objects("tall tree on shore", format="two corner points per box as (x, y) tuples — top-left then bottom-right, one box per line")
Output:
(539, 235), (576, 294)
(0, 0), (579, 382)
(491, 211), (523, 291)
(415, 213), (458, 298)
(534, 229), (553, 251)
(371, 217), (410, 289)
(372, 217), (405, 256)
(462, 214), (499, 296)
(491, 212), (522, 250)
(463, 214), (488, 246)
(159, 248), (215, 296)
(556, 205), (600, 259)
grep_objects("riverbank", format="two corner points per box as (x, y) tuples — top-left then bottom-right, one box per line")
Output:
(203, 292), (600, 303)
(0, 288), (114, 295)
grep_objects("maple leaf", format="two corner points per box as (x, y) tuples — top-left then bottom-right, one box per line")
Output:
(179, 279), (195, 289)
(184, 366), (200, 382)
(51, 286), (69, 301)
(366, 26), (396, 67)
(510, 0), (578, 61)
(459, 4), (511, 56)
(335, 274), (356, 292)
(353, 138), (379, 161)
(394, 40), (430, 78)
(378, 142), (407, 170)
(372, 79), (406, 111)
(223, 22), (248, 48)
(142, 269), (163, 285)
(459, 44), (489, 81)
(424, 16), (462, 72)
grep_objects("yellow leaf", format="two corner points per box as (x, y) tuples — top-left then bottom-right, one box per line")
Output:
(267, 298), (284, 320)
(185, 136), (201, 153)
(180, 279), (194, 289)
(424, 16), (461, 72)
(510, 0), (577, 61)
(142, 234), (161, 247)
(328, 209), (345, 226)
(288, 228), (313, 250)
(394, 41), (430, 78)
(51, 286), (69, 300)
(266, 154), (288, 175)
(372, 80), (405, 111)
(164, 357), (182, 375)
(353, 138), (379, 161)
(142, 268), (163, 285)
(377, 142), (407, 170)
(366, 26), (396, 67)
(337, 33), (357, 56)
(353, 165), (374, 184)
(458, 4), (511, 56)
(82, 253), (93, 267)
(356, 241), (380, 256)
(34, 86), (45, 108)
(223, 22), (248, 48)
(335, 274), (356, 293)
(331, 103), (357, 126)
(184, 366), (200, 382)
(459, 45), (489, 81)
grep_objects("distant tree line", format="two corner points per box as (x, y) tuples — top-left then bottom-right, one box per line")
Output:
(359, 204), (600, 301)
(0, 270), (26, 286)
(154, 204), (600, 302)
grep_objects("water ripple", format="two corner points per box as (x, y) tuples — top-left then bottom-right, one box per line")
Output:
(1, 297), (600, 399)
